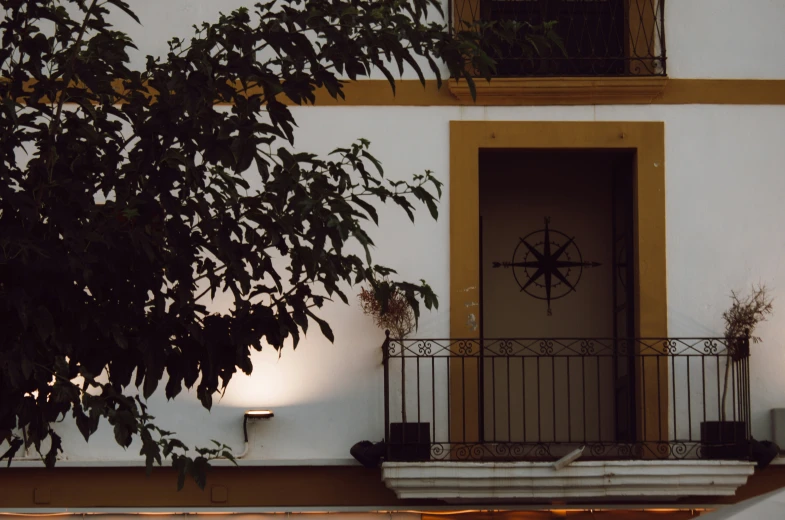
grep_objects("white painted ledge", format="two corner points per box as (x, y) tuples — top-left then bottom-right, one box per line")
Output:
(1, 458), (360, 468)
(767, 455), (785, 465)
(381, 460), (755, 500)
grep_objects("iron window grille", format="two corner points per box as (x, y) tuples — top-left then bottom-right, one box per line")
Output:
(451, 0), (666, 76)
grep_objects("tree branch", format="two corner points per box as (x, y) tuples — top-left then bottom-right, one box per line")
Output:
(47, 0), (100, 144)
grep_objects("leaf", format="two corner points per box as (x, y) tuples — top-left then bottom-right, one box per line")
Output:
(222, 451), (237, 465)
(74, 406), (92, 442)
(44, 432), (63, 469)
(0, 437), (24, 466)
(306, 310), (334, 343)
(351, 195), (379, 225)
(172, 455), (188, 491)
(112, 411), (135, 447)
(190, 456), (210, 490)
(20, 357), (34, 380)
(162, 438), (188, 458)
(111, 325), (128, 350)
(3, 97), (19, 123)
(139, 430), (162, 474)
(464, 73), (477, 102)
(34, 306), (54, 342)
(361, 150), (384, 176)
(105, 0), (141, 24)
(73, 96), (98, 120)
(374, 62), (397, 95)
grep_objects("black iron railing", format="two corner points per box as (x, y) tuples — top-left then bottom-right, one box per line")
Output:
(383, 335), (751, 461)
(451, 0), (666, 76)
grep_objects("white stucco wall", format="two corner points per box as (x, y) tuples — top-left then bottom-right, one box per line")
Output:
(7, 0), (785, 466)
(16, 103), (782, 465)
(665, 0), (785, 79)
(110, 0), (785, 79)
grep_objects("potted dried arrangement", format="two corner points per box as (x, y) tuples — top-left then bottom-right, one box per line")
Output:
(358, 285), (416, 342)
(358, 285), (430, 461)
(701, 284), (773, 459)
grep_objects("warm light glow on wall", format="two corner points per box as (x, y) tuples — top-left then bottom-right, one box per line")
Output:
(215, 345), (344, 408)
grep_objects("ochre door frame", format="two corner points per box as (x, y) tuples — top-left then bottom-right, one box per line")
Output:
(448, 120), (667, 447)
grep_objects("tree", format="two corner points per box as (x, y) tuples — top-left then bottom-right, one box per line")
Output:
(0, 0), (556, 488)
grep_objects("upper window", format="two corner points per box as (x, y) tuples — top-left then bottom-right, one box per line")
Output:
(454, 0), (666, 77)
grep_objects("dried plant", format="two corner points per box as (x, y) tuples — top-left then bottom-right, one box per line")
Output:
(720, 284), (773, 420)
(722, 284), (774, 345)
(359, 284), (418, 423)
(358, 286), (416, 339)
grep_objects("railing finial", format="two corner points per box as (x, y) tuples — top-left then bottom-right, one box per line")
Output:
(381, 330), (391, 364)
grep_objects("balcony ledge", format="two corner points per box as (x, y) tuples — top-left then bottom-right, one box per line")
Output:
(381, 460), (754, 501)
(448, 76), (669, 105)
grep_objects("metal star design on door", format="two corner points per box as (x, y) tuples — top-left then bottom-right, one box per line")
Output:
(492, 217), (601, 316)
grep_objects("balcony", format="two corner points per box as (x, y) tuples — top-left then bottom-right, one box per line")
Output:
(447, 0), (668, 103)
(380, 335), (756, 500)
(453, 0), (666, 76)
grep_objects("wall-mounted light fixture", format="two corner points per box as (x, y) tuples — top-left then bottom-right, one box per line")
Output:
(239, 409), (274, 458)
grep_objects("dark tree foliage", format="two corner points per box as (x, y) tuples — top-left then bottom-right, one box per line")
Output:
(0, 0), (556, 488)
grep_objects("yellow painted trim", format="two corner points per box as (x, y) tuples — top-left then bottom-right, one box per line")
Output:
(448, 121), (667, 446)
(16, 78), (785, 106)
(447, 76), (669, 105)
(308, 78), (785, 106)
(265, 78), (785, 106)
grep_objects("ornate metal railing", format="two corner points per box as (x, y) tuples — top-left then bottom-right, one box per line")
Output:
(383, 335), (751, 462)
(451, 0), (666, 76)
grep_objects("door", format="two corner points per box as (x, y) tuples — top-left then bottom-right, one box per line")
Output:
(611, 155), (637, 443)
(478, 149), (636, 458)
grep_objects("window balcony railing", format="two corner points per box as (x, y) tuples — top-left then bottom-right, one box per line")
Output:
(451, 0), (666, 77)
(382, 335), (751, 462)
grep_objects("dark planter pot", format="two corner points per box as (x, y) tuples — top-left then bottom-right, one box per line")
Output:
(701, 421), (749, 459)
(750, 439), (780, 469)
(387, 422), (431, 461)
(350, 440), (387, 468)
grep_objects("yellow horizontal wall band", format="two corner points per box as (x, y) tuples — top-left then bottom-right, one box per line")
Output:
(12, 77), (785, 107)
(283, 78), (785, 107)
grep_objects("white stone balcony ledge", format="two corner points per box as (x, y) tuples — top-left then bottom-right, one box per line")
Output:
(381, 460), (755, 501)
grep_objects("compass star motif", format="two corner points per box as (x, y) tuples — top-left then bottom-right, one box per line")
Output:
(492, 217), (601, 316)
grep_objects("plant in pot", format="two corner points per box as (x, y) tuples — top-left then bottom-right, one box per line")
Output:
(358, 284), (430, 461)
(701, 284), (773, 459)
